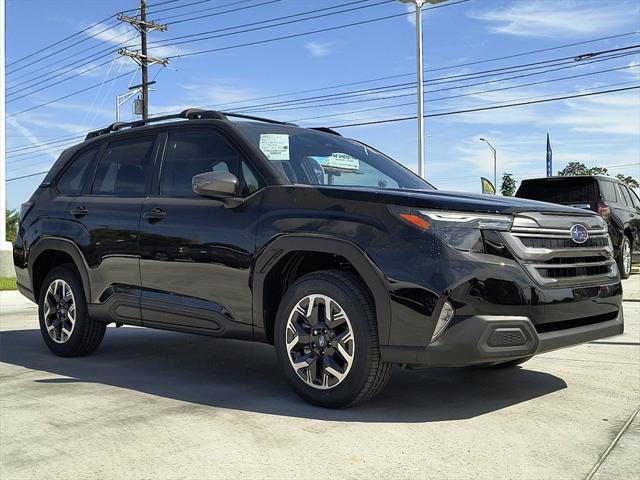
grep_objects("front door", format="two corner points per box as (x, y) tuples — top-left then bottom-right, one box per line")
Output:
(138, 128), (262, 340)
(67, 134), (159, 325)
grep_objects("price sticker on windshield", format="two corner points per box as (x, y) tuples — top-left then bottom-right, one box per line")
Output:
(259, 134), (290, 161)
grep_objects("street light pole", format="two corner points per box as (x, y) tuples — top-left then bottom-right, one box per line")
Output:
(399, 0), (448, 179)
(479, 138), (497, 194)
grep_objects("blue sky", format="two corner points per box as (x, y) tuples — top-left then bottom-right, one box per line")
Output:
(5, 0), (640, 209)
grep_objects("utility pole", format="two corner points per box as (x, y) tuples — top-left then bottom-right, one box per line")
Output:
(117, 0), (168, 119)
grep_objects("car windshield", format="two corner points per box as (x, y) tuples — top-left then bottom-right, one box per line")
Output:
(236, 123), (434, 190)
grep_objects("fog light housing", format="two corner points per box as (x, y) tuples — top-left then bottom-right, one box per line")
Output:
(431, 301), (454, 342)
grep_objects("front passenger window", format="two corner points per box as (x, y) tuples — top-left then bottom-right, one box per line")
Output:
(160, 130), (260, 197)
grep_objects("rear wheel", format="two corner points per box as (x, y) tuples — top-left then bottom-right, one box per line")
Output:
(275, 271), (391, 408)
(38, 265), (106, 357)
(617, 236), (632, 279)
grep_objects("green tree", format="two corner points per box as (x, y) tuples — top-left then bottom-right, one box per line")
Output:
(5, 209), (18, 243)
(500, 173), (516, 196)
(615, 174), (640, 189)
(557, 162), (608, 176)
(557, 162), (638, 189)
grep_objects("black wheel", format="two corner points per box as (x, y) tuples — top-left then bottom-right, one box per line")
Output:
(487, 356), (533, 368)
(274, 270), (392, 408)
(617, 235), (632, 280)
(38, 264), (106, 357)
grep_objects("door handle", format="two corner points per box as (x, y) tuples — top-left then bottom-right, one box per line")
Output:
(70, 205), (88, 217)
(143, 207), (167, 220)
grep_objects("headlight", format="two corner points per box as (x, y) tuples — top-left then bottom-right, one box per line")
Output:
(396, 208), (513, 252)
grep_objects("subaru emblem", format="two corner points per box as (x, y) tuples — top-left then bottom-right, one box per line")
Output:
(570, 224), (589, 244)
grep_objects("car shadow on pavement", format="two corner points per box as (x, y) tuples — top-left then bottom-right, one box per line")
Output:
(0, 327), (567, 423)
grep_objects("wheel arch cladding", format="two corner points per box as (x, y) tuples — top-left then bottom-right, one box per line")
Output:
(30, 238), (92, 302)
(252, 235), (392, 345)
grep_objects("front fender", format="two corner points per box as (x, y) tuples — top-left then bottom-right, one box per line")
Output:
(251, 234), (393, 344)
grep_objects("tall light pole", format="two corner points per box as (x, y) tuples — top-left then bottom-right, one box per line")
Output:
(0, 0), (14, 278)
(399, 0), (448, 179)
(479, 138), (497, 194)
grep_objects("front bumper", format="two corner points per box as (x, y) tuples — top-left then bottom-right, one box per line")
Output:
(381, 307), (624, 366)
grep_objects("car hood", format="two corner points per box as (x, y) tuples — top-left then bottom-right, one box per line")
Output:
(314, 186), (596, 216)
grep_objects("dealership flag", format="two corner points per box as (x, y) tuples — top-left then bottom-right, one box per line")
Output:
(481, 177), (496, 195)
(546, 131), (553, 177)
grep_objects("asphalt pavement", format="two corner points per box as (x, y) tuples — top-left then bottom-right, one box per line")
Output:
(1, 273), (638, 479)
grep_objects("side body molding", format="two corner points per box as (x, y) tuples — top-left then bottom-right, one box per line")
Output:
(29, 237), (93, 302)
(251, 234), (392, 344)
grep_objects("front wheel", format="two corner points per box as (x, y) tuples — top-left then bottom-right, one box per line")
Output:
(275, 271), (392, 408)
(617, 236), (632, 280)
(38, 265), (106, 357)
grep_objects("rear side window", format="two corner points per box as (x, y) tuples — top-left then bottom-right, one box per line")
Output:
(617, 184), (634, 207)
(599, 181), (617, 202)
(159, 130), (260, 197)
(56, 147), (98, 195)
(91, 136), (156, 196)
(516, 178), (599, 202)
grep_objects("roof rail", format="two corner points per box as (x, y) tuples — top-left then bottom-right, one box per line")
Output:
(84, 108), (225, 140)
(310, 127), (342, 136)
(84, 108), (297, 141)
(219, 111), (298, 126)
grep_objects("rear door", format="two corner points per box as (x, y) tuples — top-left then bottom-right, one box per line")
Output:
(138, 127), (262, 339)
(67, 134), (160, 324)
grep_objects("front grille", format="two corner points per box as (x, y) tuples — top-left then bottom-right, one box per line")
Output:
(520, 236), (608, 249)
(539, 265), (610, 278)
(500, 212), (616, 287)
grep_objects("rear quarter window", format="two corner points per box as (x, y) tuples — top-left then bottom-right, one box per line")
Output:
(56, 147), (98, 196)
(599, 181), (617, 202)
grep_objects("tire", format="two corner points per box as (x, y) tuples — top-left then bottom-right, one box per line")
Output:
(616, 235), (632, 280)
(274, 270), (392, 408)
(38, 264), (106, 357)
(486, 356), (533, 368)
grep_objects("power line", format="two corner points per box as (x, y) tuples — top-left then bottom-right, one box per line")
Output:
(148, 0), (383, 46)
(6, 13), (117, 69)
(326, 85), (640, 128)
(164, 0), (282, 26)
(152, 31), (639, 114)
(151, 0), (252, 23)
(6, 33), (136, 92)
(8, 84), (638, 183)
(227, 48), (640, 113)
(166, 0), (469, 59)
(6, 69), (138, 118)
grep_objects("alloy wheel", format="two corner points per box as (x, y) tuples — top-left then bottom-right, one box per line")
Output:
(43, 279), (76, 344)
(285, 294), (355, 390)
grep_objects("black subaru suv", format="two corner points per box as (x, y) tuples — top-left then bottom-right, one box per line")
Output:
(14, 109), (624, 408)
(516, 176), (639, 279)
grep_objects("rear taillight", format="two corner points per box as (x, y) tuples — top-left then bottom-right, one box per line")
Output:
(19, 202), (33, 222)
(597, 201), (611, 223)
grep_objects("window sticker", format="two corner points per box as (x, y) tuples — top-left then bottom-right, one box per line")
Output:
(259, 134), (290, 161)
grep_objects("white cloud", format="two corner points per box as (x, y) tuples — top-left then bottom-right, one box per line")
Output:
(304, 41), (335, 58)
(469, 0), (637, 38)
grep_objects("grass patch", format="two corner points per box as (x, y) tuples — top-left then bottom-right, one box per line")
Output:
(0, 277), (17, 291)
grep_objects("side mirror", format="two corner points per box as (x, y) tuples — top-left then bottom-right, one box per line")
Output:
(192, 171), (239, 198)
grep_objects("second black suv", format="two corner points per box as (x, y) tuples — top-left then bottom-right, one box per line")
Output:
(516, 175), (639, 279)
(14, 110), (624, 408)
